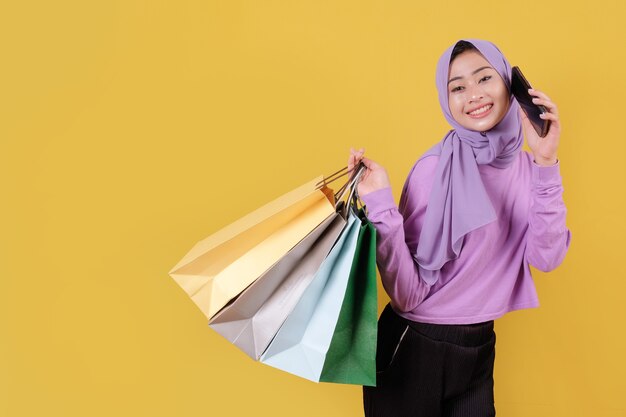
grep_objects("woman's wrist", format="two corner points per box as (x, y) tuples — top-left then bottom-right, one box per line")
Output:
(533, 156), (558, 166)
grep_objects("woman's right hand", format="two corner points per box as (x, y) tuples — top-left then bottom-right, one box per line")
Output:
(348, 147), (392, 197)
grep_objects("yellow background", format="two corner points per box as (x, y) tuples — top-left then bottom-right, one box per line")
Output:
(1, 0), (624, 416)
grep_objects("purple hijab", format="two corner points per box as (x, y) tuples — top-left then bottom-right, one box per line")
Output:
(413, 38), (523, 286)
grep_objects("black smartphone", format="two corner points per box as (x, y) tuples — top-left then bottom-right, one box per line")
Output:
(511, 66), (550, 137)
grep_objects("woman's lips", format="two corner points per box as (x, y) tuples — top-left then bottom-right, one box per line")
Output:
(467, 104), (493, 119)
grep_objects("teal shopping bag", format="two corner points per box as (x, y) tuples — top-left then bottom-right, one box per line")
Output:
(259, 208), (361, 382)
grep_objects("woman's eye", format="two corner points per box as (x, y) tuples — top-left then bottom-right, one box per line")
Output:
(451, 86), (463, 92)
(480, 76), (492, 82)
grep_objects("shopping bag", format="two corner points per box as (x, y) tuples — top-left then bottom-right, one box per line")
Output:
(319, 206), (377, 386)
(208, 210), (346, 359)
(169, 176), (335, 320)
(259, 206), (362, 382)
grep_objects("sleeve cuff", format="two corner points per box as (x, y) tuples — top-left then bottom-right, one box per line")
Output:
(531, 159), (562, 186)
(360, 186), (397, 216)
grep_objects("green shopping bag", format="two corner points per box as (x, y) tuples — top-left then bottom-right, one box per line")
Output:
(319, 206), (378, 386)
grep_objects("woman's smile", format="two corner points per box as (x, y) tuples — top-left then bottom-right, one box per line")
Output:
(467, 103), (493, 118)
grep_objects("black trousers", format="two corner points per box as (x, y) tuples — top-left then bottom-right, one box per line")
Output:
(363, 303), (497, 417)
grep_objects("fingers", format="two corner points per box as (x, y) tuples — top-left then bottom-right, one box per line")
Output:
(350, 147), (365, 158)
(532, 98), (559, 117)
(541, 112), (562, 135)
(529, 88), (550, 101)
(348, 147), (365, 170)
(529, 88), (559, 117)
(539, 112), (558, 121)
(359, 156), (379, 170)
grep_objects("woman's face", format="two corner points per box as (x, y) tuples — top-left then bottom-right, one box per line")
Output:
(447, 50), (510, 133)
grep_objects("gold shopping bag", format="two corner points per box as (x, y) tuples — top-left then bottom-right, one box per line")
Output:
(169, 174), (343, 320)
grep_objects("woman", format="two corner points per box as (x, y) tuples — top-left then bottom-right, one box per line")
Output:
(348, 39), (572, 416)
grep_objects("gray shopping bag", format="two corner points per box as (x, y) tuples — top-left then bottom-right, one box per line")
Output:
(209, 211), (346, 359)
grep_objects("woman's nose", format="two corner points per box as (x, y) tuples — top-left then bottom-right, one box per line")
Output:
(468, 84), (484, 101)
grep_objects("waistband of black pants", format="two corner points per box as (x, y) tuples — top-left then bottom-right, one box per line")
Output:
(385, 303), (494, 347)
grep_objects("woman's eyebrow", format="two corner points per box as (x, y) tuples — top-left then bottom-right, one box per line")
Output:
(447, 66), (493, 85)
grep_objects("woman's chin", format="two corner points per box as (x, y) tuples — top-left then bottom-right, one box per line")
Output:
(463, 119), (497, 132)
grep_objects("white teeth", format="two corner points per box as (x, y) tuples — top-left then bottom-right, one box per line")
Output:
(468, 104), (492, 115)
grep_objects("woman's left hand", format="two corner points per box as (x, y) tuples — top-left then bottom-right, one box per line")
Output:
(519, 88), (561, 166)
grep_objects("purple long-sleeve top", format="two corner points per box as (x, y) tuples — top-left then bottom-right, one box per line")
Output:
(359, 150), (572, 324)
